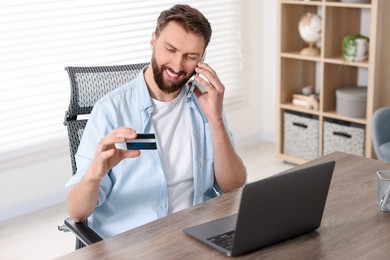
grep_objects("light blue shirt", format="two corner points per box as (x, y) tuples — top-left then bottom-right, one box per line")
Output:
(65, 70), (235, 239)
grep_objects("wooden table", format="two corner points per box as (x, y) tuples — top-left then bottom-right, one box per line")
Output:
(57, 152), (390, 259)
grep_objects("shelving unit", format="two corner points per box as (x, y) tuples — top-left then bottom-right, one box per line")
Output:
(276, 0), (390, 165)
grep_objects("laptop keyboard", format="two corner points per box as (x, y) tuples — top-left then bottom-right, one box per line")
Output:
(207, 230), (235, 251)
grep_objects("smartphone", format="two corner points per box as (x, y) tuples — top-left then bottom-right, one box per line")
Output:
(186, 52), (206, 98)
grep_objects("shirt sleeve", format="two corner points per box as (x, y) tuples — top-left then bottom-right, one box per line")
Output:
(65, 102), (114, 207)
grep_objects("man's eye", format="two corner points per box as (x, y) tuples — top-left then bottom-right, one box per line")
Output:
(187, 56), (196, 60)
(167, 49), (174, 53)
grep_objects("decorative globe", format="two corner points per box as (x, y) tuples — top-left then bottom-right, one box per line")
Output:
(298, 12), (322, 56)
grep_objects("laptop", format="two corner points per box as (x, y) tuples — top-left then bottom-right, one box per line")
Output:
(183, 161), (335, 257)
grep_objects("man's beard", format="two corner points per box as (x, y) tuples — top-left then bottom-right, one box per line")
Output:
(151, 53), (192, 94)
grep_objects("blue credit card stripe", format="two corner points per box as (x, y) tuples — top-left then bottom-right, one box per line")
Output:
(126, 142), (157, 150)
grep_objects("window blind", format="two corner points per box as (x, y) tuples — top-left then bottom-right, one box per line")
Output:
(0, 0), (244, 160)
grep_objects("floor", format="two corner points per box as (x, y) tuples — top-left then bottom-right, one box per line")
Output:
(0, 141), (293, 260)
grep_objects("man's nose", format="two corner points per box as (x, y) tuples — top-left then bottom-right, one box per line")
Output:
(171, 54), (184, 72)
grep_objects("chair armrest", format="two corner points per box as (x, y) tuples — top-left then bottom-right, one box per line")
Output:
(64, 217), (103, 246)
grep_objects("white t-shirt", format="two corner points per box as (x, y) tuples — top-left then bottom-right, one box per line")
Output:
(151, 90), (194, 213)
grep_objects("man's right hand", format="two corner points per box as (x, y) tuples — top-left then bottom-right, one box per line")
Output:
(88, 127), (141, 181)
(67, 127), (141, 222)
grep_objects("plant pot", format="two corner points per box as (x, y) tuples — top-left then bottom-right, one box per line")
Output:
(342, 34), (369, 62)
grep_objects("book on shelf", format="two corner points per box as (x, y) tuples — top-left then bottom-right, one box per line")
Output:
(292, 93), (320, 110)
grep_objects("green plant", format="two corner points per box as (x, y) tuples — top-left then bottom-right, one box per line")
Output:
(342, 34), (369, 60)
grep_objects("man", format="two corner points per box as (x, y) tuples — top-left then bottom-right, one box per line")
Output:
(66, 4), (246, 239)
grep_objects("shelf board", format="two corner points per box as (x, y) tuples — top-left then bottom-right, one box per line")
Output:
(323, 57), (369, 68)
(281, 52), (321, 62)
(322, 111), (367, 125)
(324, 2), (372, 9)
(276, 152), (307, 165)
(280, 0), (322, 6)
(280, 1), (371, 9)
(280, 53), (370, 67)
(280, 103), (320, 115)
(280, 104), (367, 124)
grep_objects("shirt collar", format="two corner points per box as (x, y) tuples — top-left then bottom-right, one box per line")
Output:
(135, 67), (153, 114)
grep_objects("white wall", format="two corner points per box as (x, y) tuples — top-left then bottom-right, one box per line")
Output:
(225, 0), (263, 146)
(225, 0), (277, 145)
(259, 1), (277, 142)
(0, 0), (278, 222)
(0, 145), (71, 222)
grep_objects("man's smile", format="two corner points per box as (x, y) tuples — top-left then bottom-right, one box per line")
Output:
(164, 67), (186, 81)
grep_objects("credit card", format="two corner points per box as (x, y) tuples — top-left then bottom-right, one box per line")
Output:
(126, 133), (157, 150)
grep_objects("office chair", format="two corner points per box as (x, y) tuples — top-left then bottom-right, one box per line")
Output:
(58, 63), (149, 249)
(372, 106), (390, 162)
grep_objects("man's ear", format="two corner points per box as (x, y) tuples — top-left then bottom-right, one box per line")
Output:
(150, 32), (157, 50)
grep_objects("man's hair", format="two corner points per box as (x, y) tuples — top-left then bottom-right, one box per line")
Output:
(155, 4), (212, 48)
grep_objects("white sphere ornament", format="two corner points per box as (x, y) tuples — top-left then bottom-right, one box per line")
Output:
(298, 12), (322, 56)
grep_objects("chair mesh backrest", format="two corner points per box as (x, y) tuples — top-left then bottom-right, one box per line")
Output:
(64, 63), (149, 175)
